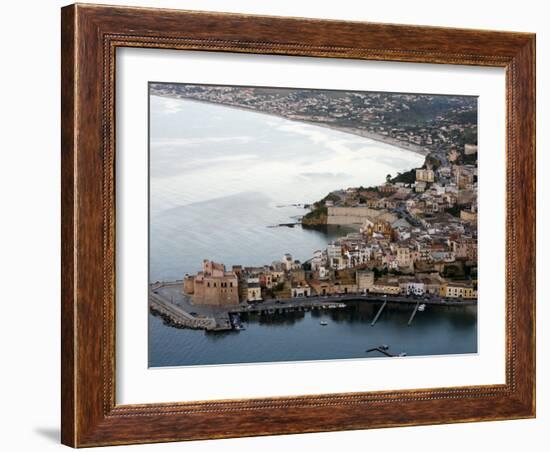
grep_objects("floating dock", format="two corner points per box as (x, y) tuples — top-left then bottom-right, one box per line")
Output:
(407, 301), (421, 326)
(371, 300), (387, 326)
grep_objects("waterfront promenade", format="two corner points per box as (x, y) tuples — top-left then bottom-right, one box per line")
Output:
(149, 281), (476, 332)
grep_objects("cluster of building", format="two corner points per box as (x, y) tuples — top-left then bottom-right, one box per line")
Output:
(183, 147), (478, 307)
(323, 163), (477, 221)
(183, 248), (476, 307)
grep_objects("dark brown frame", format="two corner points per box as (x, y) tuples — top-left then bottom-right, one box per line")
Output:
(61, 3), (536, 447)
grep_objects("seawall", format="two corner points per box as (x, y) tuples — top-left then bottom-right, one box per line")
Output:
(326, 206), (382, 225)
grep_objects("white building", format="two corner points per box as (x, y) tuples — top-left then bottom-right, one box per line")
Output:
(327, 243), (344, 269)
(310, 250), (325, 271)
(282, 253), (293, 271)
(246, 283), (262, 302)
(344, 247), (370, 268)
(291, 283), (311, 298)
(399, 279), (425, 296)
(319, 266), (330, 280)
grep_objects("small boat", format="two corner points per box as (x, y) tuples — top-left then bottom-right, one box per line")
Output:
(320, 321), (328, 326)
(418, 304), (426, 312)
(398, 352), (408, 357)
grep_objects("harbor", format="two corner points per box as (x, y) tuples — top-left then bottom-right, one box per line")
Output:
(150, 280), (476, 333)
(149, 289), (477, 367)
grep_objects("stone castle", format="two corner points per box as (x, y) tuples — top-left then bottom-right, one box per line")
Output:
(183, 260), (239, 306)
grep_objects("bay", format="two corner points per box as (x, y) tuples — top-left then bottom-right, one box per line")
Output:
(148, 94), (476, 367)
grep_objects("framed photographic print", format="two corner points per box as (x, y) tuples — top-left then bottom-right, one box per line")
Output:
(61, 3), (536, 447)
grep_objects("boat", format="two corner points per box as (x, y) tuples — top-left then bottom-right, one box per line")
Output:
(418, 304), (426, 312)
(230, 313), (246, 331)
(398, 352), (408, 357)
(320, 321), (328, 326)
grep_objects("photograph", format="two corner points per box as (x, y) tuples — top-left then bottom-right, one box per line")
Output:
(147, 82), (479, 367)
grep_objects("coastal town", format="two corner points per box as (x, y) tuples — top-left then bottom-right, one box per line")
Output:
(149, 84), (477, 333)
(179, 158), (478, 309)
(150, 144), (478, 331)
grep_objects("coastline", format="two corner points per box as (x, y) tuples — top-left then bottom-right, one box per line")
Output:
(295, 120), (429, 157)
(150, 93), (430, 158)
(151, 93), (427, 230)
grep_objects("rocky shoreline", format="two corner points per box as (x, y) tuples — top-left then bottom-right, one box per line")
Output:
(301, 215), (328, 226)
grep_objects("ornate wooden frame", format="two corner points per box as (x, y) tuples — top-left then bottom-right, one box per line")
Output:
(61, 3), (536, 447)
